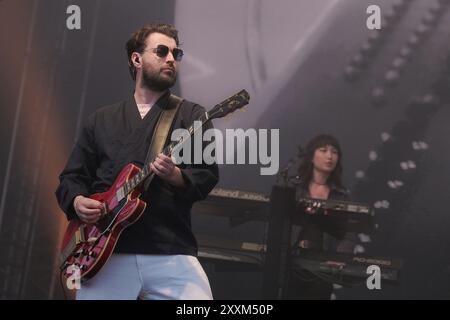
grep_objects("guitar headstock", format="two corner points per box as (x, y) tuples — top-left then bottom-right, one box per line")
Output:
(207, 89), (250, 120)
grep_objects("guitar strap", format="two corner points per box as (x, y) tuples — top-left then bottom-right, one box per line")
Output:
(143, 93), (183, 191)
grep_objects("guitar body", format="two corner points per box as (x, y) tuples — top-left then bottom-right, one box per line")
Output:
(60, 163), (146, 281)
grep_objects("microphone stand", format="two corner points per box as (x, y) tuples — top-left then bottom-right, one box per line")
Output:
(276, 145), (305, 187)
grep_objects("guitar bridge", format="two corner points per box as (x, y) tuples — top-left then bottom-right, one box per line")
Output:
(75, 227), (85, 245)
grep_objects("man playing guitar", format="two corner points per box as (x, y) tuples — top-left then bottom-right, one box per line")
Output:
(56, 23), (219, 300)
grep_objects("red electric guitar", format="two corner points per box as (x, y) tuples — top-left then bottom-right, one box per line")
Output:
(60, 90), (250, 282)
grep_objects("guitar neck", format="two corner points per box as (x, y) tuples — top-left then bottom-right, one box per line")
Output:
(123, 113), (210, 195)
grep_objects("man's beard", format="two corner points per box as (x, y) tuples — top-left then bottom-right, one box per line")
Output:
(142, 67), (177, 92)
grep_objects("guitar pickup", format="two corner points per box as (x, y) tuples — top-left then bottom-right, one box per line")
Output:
(116, 187), (125, 202)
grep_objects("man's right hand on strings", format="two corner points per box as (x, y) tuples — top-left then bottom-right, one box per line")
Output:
(73, 195), (103, 224)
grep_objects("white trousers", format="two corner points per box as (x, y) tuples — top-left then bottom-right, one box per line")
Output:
(76, 253), (213, 300)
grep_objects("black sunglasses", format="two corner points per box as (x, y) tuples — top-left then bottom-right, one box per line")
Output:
(150, 44), (184, 61)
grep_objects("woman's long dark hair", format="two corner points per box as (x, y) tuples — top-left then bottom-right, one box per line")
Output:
(297, 134), (344, 189)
